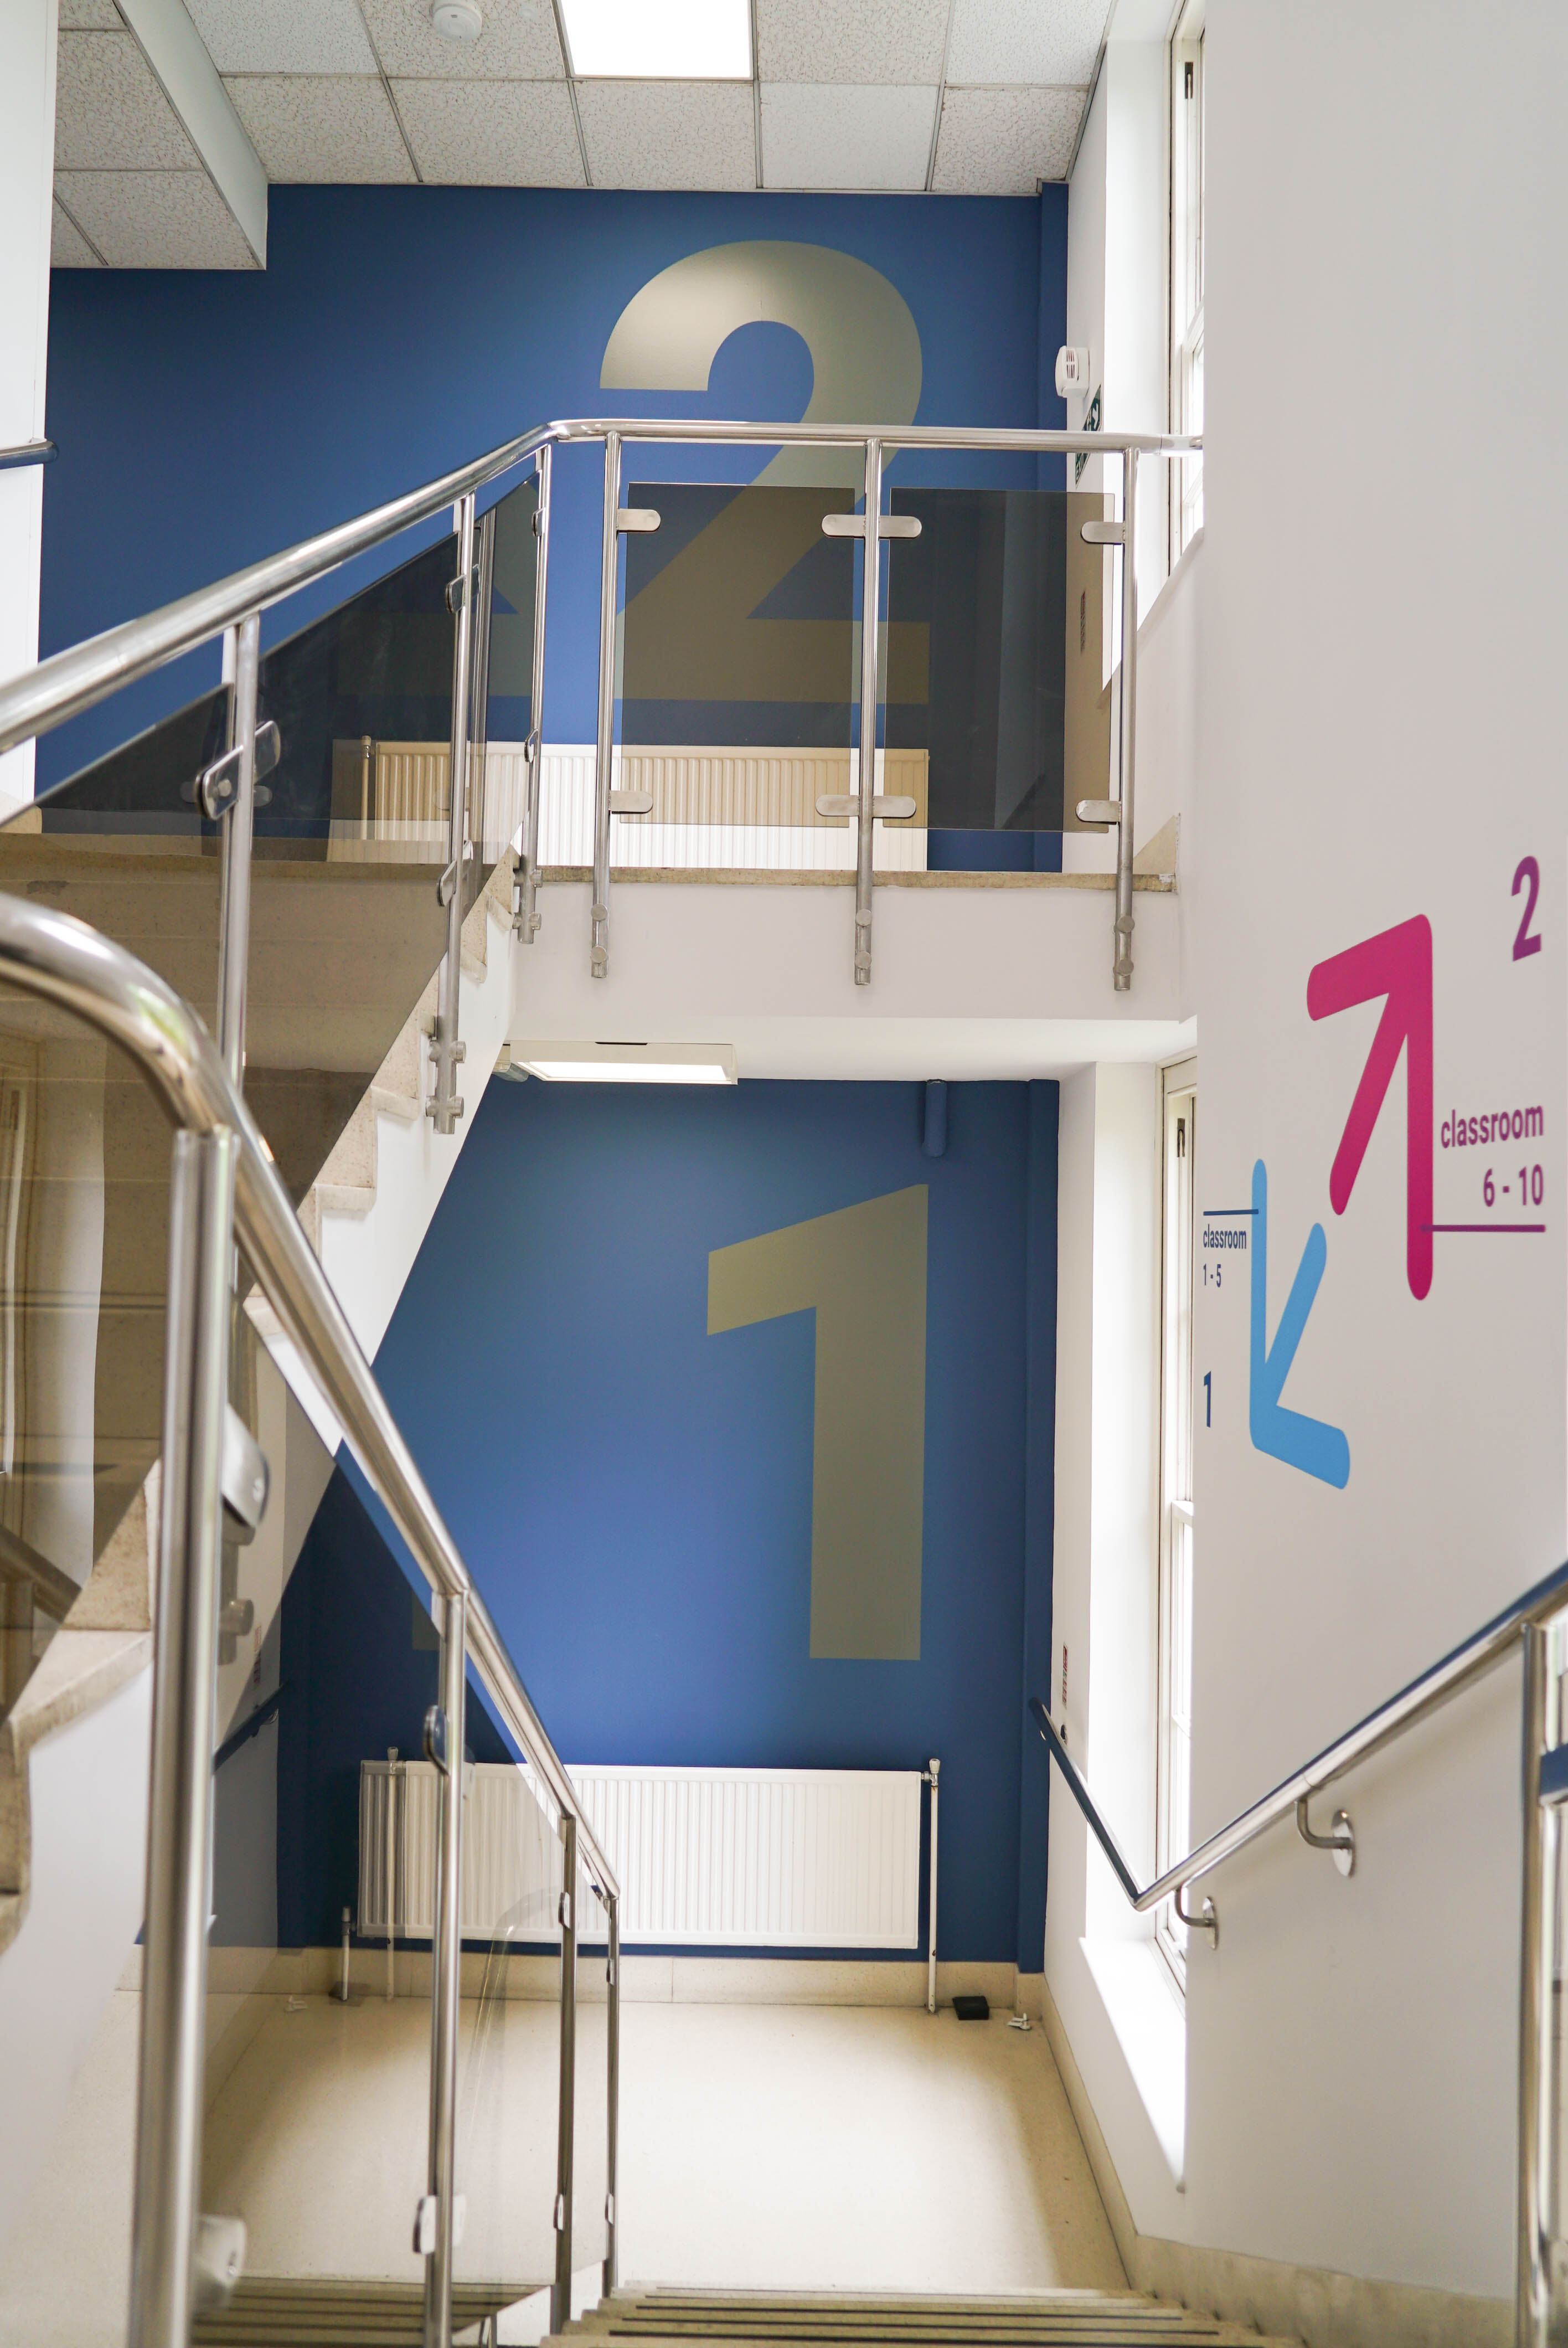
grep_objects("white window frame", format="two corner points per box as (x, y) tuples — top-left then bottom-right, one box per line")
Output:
(1155, 1058), (1197, 1988)
(1169, 0), (1205, 557)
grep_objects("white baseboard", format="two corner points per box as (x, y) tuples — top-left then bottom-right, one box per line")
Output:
(122, 1947), (1022, 2011)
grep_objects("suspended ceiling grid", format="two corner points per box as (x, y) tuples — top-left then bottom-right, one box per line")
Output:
(53, 0), (1111, 268)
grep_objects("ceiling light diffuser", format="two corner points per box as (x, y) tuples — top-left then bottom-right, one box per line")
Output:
(512, 1041), (739, 1085)
(558, 0), (750, 80)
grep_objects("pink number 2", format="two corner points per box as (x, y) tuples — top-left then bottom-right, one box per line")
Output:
(1513, 857), (1543, 960)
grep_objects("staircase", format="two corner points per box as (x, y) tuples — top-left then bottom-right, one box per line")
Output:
(551, 2290), (1292, 2348)
(193, 2275), (529, 2347)
(185, 2283), (1300, 2348)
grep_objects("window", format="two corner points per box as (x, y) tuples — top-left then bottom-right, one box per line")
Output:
(1156, 1062), (1196, 1986)
(1170, 1), (1205, 555)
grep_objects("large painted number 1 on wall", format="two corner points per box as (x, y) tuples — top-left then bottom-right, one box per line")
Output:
(708, 1186), (929, 1661)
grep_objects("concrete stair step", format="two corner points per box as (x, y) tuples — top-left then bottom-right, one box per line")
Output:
(194, 2274), (540, 2348)
(554, 2293), (1291, 2348)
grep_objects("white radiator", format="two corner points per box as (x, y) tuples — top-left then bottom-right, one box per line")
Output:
(324, 742), (930, 874)
(571, 1765), (923, 1949)
(358, 1759), (925, 1950)
(358, 1758), (562, 1942)
(527, 745), (930, 874)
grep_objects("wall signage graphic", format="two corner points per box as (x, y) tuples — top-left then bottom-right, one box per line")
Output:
(1216, 868), (1548, 1490)
(1307, 915), (1434, 1301)
(601, 241), (923, 491)
(1246, 1160), (1350, 1489)
(708, 1185), (928, 1662)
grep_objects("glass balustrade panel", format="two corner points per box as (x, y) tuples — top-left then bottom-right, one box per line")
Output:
(607, 478), (859, 876)
(0, 523), (509, 1722)
(885, 483), (1116, 873)
(453, 1752), (607, 2315)
(203, 1449), (456, 2321)
(0, 986), (172, 1727)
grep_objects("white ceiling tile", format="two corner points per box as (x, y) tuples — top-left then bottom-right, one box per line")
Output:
(576, 79), (754, 189)
(184, 0), (378, 76)
(225, 75), (415, 181)
(59, 1), (123, 28)
(946, 0), (1111, 87)
(761, 83), (934, 190)
(391, 78), (584, 183)
(756, 0), (947, 85)
(54, 170), (259, 267)
(931, 83), (1083, 193)
(55, 31), (198, 170)
(51, 199), (102, 266)
(360, 0), (564, 81)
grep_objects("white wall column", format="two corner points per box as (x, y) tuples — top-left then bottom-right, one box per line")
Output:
(0, 0), (59, 810)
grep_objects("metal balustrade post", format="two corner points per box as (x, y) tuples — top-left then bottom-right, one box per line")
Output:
(1113, 448), (1139, 993)
(551, 1810), (579, 2332)
(128, 1127), (238, 2348)
(214, 612), (261, 1085)
(423, 1590), (468, 2348)
(853, 436), (883, 987)
(591, 433), (621, 979)
(926, 1758), (940, 2016)
(603, 1891), (620, 2296)
(515, 442), (552, 944)
(430, 494), (476, 1135)
(1518, 1620), (1559, 2347)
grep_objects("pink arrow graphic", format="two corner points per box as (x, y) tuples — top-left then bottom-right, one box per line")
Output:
(1307, 915), (1433, 1300)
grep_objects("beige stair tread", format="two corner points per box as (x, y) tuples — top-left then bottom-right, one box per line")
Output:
(195, 2275), (540, 2347)
(563, 2330), (1245, 2345)
(556, 2293), (1292, 2348)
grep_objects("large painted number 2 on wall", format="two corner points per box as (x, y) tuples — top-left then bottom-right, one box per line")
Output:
(708, 1186), (928, 1662)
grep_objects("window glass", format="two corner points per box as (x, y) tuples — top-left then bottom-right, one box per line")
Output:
(1171, 3), (1205, 553)
(1156, 1066), (1197, 1985)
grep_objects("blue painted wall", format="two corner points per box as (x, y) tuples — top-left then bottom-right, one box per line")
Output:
(40, 184), (1068, 785)
(301, 1076), (1059, 1965)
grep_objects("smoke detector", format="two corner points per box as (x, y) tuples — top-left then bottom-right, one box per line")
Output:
(431, 0), (482, 37)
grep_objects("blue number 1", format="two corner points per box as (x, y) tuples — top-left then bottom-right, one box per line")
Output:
(1203, 1371), (1211, 1427)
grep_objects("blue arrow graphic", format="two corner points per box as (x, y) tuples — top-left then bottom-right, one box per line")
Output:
(1249, 1159), (1350, 1489)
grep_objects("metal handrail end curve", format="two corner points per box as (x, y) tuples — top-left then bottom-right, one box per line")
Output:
(0, 888), (618, 1903)
(1031, 1550), (1568, 1913)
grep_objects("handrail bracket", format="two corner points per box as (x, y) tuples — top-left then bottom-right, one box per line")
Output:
(1174, 1883), (1218, 1945)
(1296, 1794), (1356, 1877)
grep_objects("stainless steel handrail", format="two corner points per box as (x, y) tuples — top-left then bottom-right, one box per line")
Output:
(0, 423), (552, 758)
(0, 887), (618, 1902)
(1031, 1552), (1568, 1913)
(0, 412), (1198, 759)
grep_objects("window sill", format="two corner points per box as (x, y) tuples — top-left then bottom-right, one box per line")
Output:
(1081, 1935), (1186, 2187)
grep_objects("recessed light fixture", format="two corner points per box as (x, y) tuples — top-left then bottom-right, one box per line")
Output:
(557, 0), (750, 79)
(431, 0), (483, 40)
(512, 1041), (738, 1085)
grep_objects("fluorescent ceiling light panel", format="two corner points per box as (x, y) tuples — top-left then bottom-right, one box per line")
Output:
(514, 1041), (739, 1084)
(559, 0), (750, 78)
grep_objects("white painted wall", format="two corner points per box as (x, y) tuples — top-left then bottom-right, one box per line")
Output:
(0, 1669), (151, 2261)
(1049, 0), (1568, 2306)
(0, 0), (58, 810)
(509, 878), (1190, 1082)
